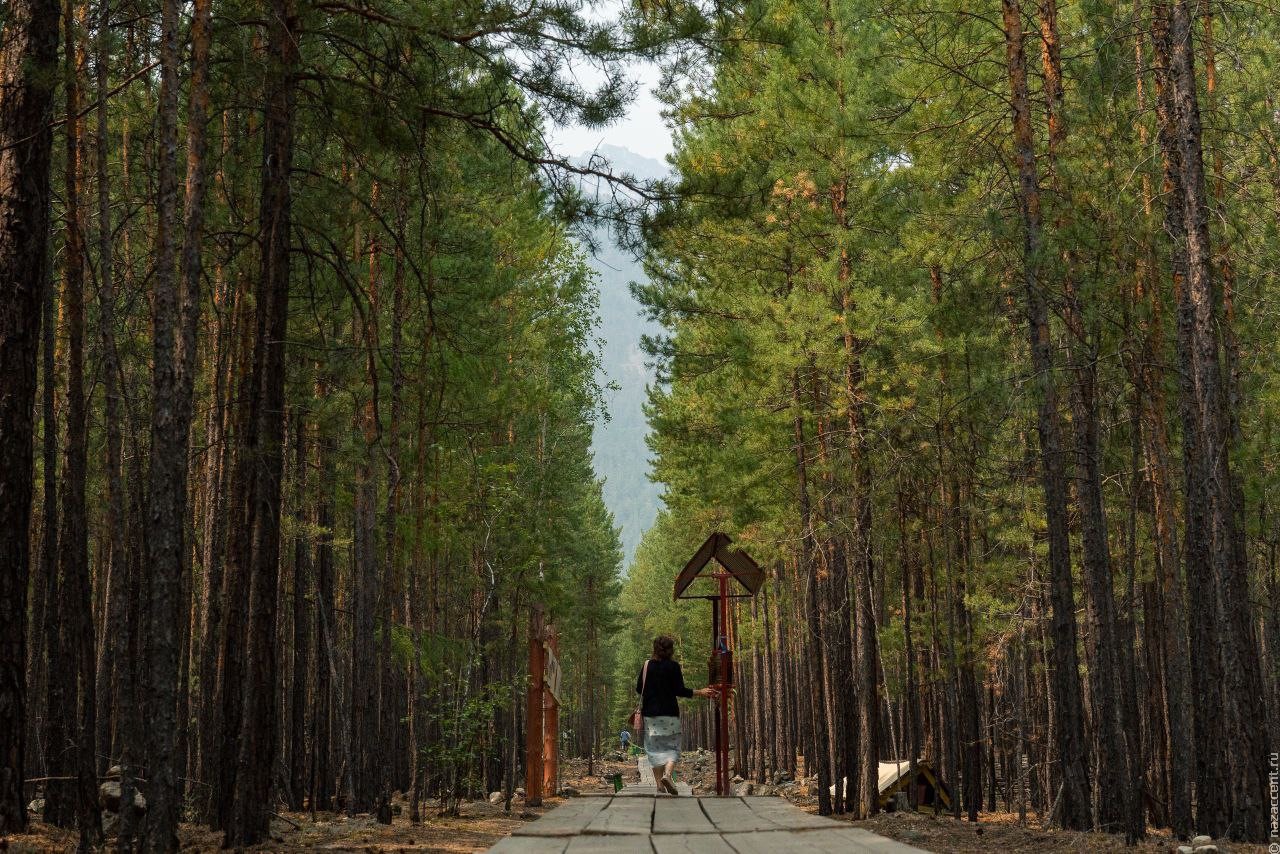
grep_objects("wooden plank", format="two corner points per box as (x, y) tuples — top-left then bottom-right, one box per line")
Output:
(652, 797), (718, 834)
(717, 829), (827, 854)
(511, 798), (610, 837)
(488, 836), (569, 853)
(739, 797), (840, 829)
(583, 796), (654, 835)
(497, 795), (925, 854)
(651, 833), (737, 854)
(565, 834), (654, 854)
(698, 797), (781, 833)
(719, 828), (927, 854)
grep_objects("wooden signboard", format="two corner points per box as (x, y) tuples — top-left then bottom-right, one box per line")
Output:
(544, 643), (562, 705)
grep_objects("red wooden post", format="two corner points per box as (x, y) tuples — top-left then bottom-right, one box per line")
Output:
(526, 605), (545, 806)
(716, 571), (731, 797)
(709, 591), (722, 794)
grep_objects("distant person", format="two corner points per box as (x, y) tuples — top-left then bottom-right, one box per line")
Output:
(635, 635), (717, 795)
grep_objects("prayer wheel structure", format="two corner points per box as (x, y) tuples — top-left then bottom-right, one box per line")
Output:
(708, 649), (733, 687)
(673, 533), (764, 796)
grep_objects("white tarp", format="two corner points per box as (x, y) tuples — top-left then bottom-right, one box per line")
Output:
(829, 759), (919, 797)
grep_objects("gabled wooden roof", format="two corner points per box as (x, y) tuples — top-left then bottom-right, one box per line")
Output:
(875, 759), (953, 810)
(673, 532), (766, 600)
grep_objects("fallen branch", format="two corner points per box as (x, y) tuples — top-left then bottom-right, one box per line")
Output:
(24, 776), (77, 784)
(25, 774), (149, 784)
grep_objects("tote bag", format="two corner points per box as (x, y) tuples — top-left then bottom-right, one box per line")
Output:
(630, 660), (650, 732)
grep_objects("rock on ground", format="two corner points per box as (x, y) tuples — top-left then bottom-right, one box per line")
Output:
(99, 780), (147, 814)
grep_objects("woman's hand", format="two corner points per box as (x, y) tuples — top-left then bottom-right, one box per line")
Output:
(695, 687), (719, 699)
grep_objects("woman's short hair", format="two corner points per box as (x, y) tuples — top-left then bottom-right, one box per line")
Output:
(652, 635), (675, 660)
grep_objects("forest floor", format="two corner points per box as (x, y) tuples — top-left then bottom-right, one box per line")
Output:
(837, 808), (1270, 853)
(9, 760), (1267, 853)
(3, 757), (637, 853)
(6, 806), (533, 853)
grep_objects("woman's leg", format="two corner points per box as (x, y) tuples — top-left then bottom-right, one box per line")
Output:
(659, 760), (678, 794)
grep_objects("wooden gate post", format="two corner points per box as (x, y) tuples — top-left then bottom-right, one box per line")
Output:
(526, 605), (545, 806)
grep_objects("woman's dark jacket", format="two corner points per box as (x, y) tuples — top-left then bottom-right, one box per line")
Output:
(636, 658), (693, 718)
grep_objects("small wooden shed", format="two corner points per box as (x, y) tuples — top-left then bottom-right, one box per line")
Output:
(877, 759), (952, 812)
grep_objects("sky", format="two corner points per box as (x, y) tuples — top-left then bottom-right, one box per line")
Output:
(542, 5), (677, 564)
(547, 57), (674, 162)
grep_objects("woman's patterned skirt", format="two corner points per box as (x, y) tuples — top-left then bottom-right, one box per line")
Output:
(643, 715), (682, 767)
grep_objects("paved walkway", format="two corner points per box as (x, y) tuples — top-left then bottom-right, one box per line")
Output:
(488, 795), (928, 853)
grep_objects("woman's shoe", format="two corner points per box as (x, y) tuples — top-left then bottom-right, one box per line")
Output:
(659, 776), (679, 796)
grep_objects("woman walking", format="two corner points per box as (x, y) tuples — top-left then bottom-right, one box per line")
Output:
(635, 635), (717, 795)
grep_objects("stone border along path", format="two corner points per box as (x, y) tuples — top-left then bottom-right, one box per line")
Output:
(487, 796), (928, 853)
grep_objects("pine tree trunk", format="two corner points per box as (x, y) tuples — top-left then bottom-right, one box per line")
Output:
(1264, 539), (1279, 753)
(224, 0), (298, 838)
(853, 468), (878, 818)
(791, 372), (831, 815)
(957, 546), (981, 823)
(0, 0), (60, 829)
(1035, 0), (1136, 833)
(312, 427), (336, 812)
(289, 414), (311, 809)
(142, 0), (186, 837)
(385, 192), (406, 800)
(999, 0), (1091, 829)
(29, 220), (59, 787)
(1148, 7), (1209, 839)
(750, 599), (766, 783)
(840, 301), (874, 818)
(197, 263), (244, 824)
(1130, 21), (1194, 836)
(352, 393), (379, 811)
(1064, 306), (1133, 836)
(46, 4), (103, 839)
(91, 0), (126, 780)
(1177, 3), (1270, 840)
(899, 488), (922, 799)
(407, 385), (430, 821)
(811, 397), (845, 814)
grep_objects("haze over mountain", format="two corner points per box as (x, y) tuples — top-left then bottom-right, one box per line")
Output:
(583, 145), (668, 566)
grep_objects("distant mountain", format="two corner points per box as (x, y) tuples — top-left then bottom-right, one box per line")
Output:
(580, 146), (668, 567)
(582, 143), (670, 182)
